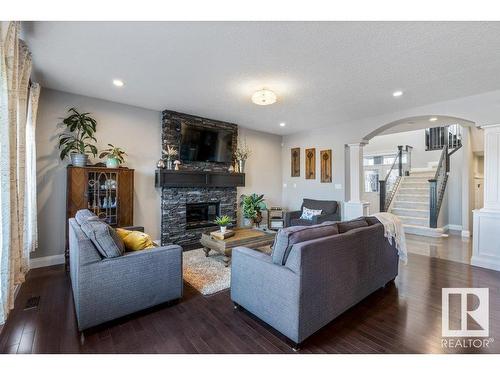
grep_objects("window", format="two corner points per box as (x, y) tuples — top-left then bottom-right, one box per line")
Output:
(364, 170), (379, 193)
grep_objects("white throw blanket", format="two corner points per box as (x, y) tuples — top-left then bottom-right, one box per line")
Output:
(372, 212), (408, 264)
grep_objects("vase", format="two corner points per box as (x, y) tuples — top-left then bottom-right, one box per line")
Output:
(70, 153), (88, 167)
(238, 159), (246, 173)
(220, 226), (227, 234)
(106, 157), (120, 168)
(166, 157), (173, 170)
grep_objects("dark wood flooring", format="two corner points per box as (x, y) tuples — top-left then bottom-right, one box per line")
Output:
(1, 252), (499, 354)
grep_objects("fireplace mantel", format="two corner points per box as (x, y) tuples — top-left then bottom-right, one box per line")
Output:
(155, 169), (245, 188)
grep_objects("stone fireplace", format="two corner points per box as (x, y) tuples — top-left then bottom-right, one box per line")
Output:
(159, 110), (242, 248)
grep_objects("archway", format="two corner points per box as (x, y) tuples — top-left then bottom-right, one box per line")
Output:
(345, 115), (481, 239)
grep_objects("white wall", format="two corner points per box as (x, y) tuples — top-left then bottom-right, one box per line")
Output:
(237, 127), (283, 222)
(281, 131), (345, 212)
(33, 88), (283, 259)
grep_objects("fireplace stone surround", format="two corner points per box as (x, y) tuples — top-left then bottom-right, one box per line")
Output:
(160, 110), (240, 248)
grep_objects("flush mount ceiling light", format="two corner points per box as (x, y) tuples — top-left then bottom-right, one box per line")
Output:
(280, 122), (286, 127)
(429, 117), (438, 122)
(251, 89), (277, 106)
(113, 79), (125, 87)
(392, 90), (403, 97)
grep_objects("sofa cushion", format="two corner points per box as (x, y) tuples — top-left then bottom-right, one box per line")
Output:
(300, 207), (323, 220)
(365, 216), (381, 226)
(302, 198), (338, 215)
(337, 217), (369, 233)
(272, 222), (339, 265)
(75, 209), (98, 225)
(116, 228), (157, 251)
(80, 219), (124, 258)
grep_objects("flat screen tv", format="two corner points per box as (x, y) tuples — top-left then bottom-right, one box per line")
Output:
(180, 123), (234, 163)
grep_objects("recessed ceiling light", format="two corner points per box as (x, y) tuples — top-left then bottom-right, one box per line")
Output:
(251, 89), (277, 106)
(429, 117), (438, 122)
(392, 90), (403, 97)
(280, 122), (286, 127)
(113, 79), (124, 87)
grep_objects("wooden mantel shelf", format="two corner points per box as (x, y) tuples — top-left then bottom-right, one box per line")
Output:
(155, 169), (245, 188)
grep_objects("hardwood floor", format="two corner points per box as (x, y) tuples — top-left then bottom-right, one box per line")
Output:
(1, 251), (499, 354)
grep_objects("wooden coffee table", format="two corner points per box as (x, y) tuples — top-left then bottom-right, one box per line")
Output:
(200, 228), (276, 267)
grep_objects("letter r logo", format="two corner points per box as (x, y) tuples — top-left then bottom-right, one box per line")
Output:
(442, 288), (489, 337)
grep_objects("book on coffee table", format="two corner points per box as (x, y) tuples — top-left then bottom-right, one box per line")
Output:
(210, 230), (235, 240)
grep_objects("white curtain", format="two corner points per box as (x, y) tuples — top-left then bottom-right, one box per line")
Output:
(0, 21), (39, 325)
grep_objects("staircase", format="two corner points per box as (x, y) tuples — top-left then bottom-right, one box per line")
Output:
(389, 168), (445, 237)
(378, 125), (464, 237)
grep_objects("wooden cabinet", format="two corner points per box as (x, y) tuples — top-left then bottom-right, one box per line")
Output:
(66, 166), (134, 264)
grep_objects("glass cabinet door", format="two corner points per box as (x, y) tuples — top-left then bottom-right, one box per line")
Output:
(87, 171), (119, 226)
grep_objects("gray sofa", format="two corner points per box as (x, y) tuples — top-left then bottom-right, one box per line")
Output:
(69, 211), (183, 331)
(284, 198), (341, 227)
(230, 217), (399, 348)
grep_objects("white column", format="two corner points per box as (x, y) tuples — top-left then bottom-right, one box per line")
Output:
(344, 142), (370, 220)
(461, 127), (472, 237)
(472, 124), (500, 271)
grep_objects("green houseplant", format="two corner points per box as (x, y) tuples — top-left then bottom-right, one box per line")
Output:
(99, 144), (127, 168)
(214, 215), (232, 233)
(240, 193), (267, 227)
(58, 107), (98, 167)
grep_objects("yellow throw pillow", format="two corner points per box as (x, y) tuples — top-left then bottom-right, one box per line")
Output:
(116, 228), (157, 251)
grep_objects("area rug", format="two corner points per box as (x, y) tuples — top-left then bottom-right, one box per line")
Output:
(183, 249), (231, 296)
(182, 246), (272, 296)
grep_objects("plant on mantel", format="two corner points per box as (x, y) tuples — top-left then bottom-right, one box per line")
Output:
(163, 145), (178, 170)
(58, 107), (98, 167)
(234, 137), (251, 173)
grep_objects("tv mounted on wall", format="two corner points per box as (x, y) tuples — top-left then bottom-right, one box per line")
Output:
(179, 123), (234, 163)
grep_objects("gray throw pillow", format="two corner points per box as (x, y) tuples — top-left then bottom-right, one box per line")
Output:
(272, 222), (339, 265)
(337, 218), (369, 233)
(80, 219), (124, 258)
(75, 209), (98, 225)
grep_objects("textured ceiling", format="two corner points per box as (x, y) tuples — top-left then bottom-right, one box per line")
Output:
(23, 21), (500, 135)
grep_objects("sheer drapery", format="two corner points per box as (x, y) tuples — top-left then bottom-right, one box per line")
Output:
(0, 21), (39, 325)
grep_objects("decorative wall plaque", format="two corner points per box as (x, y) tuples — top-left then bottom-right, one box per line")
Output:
(291, 147), (300, 177)
(320, 149), (332, 183)
(305, 148), (316, 179)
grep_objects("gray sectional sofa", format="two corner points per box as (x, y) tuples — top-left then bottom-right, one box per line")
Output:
(69, 209), (183, 331)
(230, 217), (399, 348)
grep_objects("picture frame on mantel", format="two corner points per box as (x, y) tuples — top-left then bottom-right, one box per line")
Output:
(305, 148), (316, 179)
(320, 149), (332, 183)
(291, 147), (300, 177)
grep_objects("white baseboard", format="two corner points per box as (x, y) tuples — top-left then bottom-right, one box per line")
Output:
(471, 255), (500, 271)
(461, 230), (471, 238)
(29, 254), (65, 269)
(445, 224), (463, 231)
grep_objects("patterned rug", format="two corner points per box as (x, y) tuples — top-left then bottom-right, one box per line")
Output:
(183, 246), (272, 296)
(183, 249), (231, 296)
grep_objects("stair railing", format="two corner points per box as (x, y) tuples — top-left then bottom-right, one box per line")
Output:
(428, 125), (461, 228)
(379, 145), (412, 212)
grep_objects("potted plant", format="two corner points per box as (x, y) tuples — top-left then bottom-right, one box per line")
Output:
(240, 193), (267, 227)
(163, 145), (178, 170)
(99, 144), (127, 168)
(234, 138), (251, 173)
(58, 107), (98, 167)
(215, 215), (232, 234)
